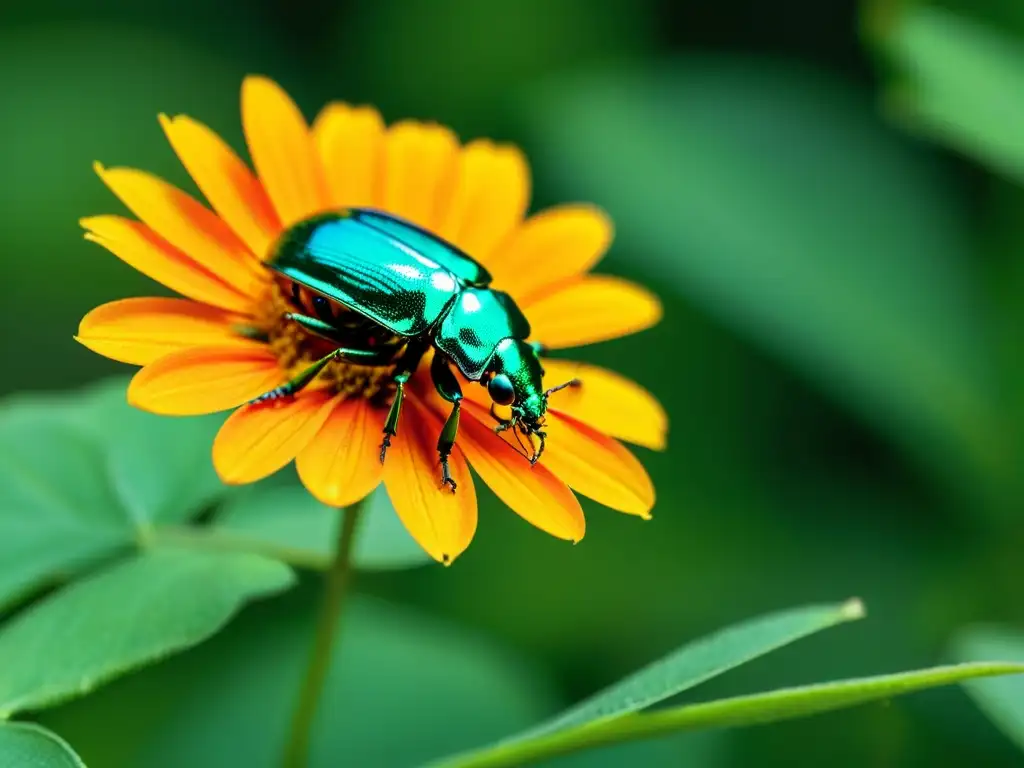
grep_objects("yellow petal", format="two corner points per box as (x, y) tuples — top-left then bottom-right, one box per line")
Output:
(459, 401), (585, 542)
(93, 164), (268, 297)
(525, 275), (662, 349)
(543, 359), (667, 450)
(159, 113), (281, 259)
(76, 297), (251, 366)
(382, 396), (476, 564)
(213, 391), (337, 484)
(540, 411), (654, 518)
(241, 75), (329, 227)
(128, 344), (284, 415)
(489, 205), (613, 301)
(437, 140), (529, 261)
(297, 399), (387, 508)
(81, 216), (255, 314)
(381, 121), (459, 231)
(313, 103), (385, 210)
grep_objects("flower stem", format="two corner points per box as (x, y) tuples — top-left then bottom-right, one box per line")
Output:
(282, 500), (365, 768)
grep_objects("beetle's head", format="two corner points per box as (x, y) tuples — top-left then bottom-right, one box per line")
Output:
(486, 339), (578, 464)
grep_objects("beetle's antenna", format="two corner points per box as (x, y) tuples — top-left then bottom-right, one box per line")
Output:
(543, 378), (581, 398)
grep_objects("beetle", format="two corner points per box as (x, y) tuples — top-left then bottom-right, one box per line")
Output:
(249, 207), (577, 491)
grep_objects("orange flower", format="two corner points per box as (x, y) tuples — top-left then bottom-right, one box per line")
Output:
(76, 76), (666, 564)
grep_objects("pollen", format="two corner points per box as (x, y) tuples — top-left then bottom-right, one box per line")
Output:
(257, 282), (399, 406)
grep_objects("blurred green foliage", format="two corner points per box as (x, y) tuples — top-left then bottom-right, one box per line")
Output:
(4, 0), (1024, 765)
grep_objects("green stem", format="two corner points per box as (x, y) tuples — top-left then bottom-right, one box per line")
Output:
(282, 500), (365, 768)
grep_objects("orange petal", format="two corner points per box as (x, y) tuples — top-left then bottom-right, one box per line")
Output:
(381, 121), (459, 231)
(81, 216), (255, 314)
(159, 113), (281, 259)
(459, 401), (584, 542)
(128, 344), (284, 415)
(437, 140), (529, 261)
(241, 75), (329, 227)
(540, 411), (654, 518)
(542, 359), (667, 450)
(93, 164), (268, 298)
(382, 396), (476, 564)
(213, 390), (337, 484)
(296, 399), (387, 508)
(313, 103), (385, 210)
(525, 275), (662, 350)
(489, 205), (613, 301)
(76, 297), (251, 366)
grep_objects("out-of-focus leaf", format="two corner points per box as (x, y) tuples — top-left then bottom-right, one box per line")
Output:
(329, 0), (655, 134)
(0, 723), (86, 767)
(524, 58), (1005, 500)
(952, 626), (1024, 752)
(214, 485), (431, 571)
(516, 598), (864, 739)
(0, 379), (225, 610)
(875, 6), (1024, 183)
(39, 590), (560, 767)
(437, 663), (1024, 768)
(0, 549), (293, 717)
(0, 25), (265, 393)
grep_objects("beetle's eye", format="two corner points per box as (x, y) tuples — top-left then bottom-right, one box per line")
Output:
(311, 294), (334, 322)
(488, 374), (516, 406)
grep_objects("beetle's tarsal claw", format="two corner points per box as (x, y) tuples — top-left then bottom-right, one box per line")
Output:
(530, 430), (547, 465)
(439, 455), (457, 493)
(379, 433), (393, 464)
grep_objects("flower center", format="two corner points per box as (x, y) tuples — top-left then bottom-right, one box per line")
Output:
(256, 281), (402, 407)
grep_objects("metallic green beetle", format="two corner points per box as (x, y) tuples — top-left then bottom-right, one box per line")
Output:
(250, 208), (576, 491)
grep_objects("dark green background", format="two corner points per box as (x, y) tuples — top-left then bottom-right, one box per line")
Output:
(3, 0), (1024, 765)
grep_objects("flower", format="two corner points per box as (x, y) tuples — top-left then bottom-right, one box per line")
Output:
(76, 76), (666, 564)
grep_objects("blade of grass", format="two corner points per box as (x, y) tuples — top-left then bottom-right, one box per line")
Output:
(434, 662), (1024, 768)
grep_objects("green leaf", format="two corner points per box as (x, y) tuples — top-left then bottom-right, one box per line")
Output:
(952, 626), (1024, 752)
(38, 592), (561, 767)
(0, 548), (293, 717)
(64, 378), (226, 526)
(523, 58), (1006, 499)
(211, 484), (430, 571)
(437, 662), (1024, 768)
(515, 598), (865, 739)
(0, 722), (86, 767)
(0, 379), (226, 610)
(875, 5), (1024, 183)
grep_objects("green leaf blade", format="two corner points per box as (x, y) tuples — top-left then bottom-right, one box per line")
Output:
(0, 549), (294, 717)
(439, 662), (1024, 768)
(517, 598), (865, 739)
(0, 379), (229, 610)
(0, 722), (86, 767)
(878, 6), (1024, 183)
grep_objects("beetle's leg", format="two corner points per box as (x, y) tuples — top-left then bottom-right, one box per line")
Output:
(378, 339), (432, 464)
(284, 312), (348, 343)
(430, 353), (463, 493)
(249, 346), (391, 404)
(380, 372), (408, 464)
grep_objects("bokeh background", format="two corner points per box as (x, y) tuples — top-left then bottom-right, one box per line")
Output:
(3, 0), (1024, 765)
